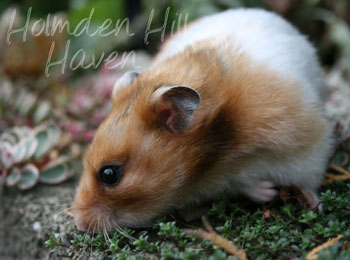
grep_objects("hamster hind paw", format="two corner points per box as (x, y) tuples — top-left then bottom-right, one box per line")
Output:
(241, 181), (278, 203)
(304, 190), (323, 211)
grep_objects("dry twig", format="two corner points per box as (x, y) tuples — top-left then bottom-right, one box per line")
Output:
(324, 164), (350, 185)
(306, 234), (344, 260)
(184, 216), (248, 260)
(329, 164), (350, 176)
(324, 173), (350, 184)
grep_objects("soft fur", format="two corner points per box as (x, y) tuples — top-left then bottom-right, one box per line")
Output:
(73, 9), (333, 231)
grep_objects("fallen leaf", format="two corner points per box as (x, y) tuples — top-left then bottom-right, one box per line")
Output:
(280, 186), (316, 209)
(263, 209), (271, 219)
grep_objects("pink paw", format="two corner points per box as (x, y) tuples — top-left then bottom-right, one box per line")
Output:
(241, 181), (278, 203)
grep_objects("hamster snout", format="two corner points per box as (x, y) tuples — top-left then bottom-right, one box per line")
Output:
(74, 213), (89, 232)
(73, 9), (332, 231)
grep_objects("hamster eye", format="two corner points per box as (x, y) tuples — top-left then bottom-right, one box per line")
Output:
(98, 165), (123, 186)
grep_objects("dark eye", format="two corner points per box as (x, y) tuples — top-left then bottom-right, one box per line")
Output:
(98, 165), (123, 186)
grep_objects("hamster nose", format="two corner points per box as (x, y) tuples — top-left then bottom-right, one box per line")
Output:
(74, 217), (90, 231)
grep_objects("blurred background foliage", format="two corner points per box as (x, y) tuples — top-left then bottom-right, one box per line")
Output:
(0, 0), (349, 188)
(0, 0), (349, 66)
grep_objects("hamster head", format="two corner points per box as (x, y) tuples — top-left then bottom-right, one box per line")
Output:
(73, 71), (205, 231)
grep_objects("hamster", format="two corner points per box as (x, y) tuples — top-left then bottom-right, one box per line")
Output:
(73, 9), (333, 231)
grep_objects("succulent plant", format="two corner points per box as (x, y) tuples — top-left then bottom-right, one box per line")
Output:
(0, 78), (52, 131)
(0, 123), (74, 190)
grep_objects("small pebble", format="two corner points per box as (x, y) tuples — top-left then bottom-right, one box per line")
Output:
(33, 221), (41, 231)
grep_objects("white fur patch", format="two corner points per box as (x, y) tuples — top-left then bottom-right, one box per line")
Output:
(153, 9), (325, 104)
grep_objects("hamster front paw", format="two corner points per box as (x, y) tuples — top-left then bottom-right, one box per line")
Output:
(240, 181), (278, 203)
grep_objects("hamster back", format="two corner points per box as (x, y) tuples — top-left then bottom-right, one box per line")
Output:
(73, 9), (332, 231)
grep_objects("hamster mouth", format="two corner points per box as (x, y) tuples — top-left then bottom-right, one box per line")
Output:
(73, 204), (117, 233)
(74, 213), (90, 232)
(74, 200), (158, 232)
(74, 212), (152, 233)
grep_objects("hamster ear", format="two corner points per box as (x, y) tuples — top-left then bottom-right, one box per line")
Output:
(150, 85), (200, 133)
(112, 71), (140, 99)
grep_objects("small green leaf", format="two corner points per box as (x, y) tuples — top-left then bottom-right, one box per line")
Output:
(6, 167), (21, 186)
(17, 164), (39, 190)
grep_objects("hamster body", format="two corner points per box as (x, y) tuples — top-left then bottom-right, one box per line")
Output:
(73, 9), (333, 231)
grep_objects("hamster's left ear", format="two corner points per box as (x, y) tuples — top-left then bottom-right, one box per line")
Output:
(112, 71), (140, 99)
(150, 85), (200, 133)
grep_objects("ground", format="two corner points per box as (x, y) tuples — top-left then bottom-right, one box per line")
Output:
(1, 173), (350, 259)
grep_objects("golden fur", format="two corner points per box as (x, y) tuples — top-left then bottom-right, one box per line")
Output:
(73, 41), (328, 229)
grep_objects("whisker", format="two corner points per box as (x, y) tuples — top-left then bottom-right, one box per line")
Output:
(103, 225), (109, 244)
(38, 207), (74, 224)
(105, 223), (111, 243)
(54, 198), (74, 203)
(51, 206), (74, 219)
(114, 222), (136, 241)
(97, 217), (100, 234)
(90, 221), (96, 257)
(87, 221), (93, 235)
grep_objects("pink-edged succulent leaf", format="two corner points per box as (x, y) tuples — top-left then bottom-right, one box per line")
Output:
(18, 92), (38, 116)
(5, 127), (31, 143)
(34, 128), (49, 159)
(0, 145), (14, 169)
(47, 123), (61, 147)
(6, 167), (21, 186)
(12, 142), (27, 163)
(12, 137), (38, 163)
(22, 137), (38, 160)
(0, 79), (14, 102)
(17, 164), (39, 190)
(0, 132), (17, 145)
(39, 156), (73, 184)
(15, 89), (27, 112)
(34, 123), (60, 160)
(2, 130), (20, 145)
(33, 101), (51, 124)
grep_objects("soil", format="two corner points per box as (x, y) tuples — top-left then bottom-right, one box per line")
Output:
(0, 178), (78, 260)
